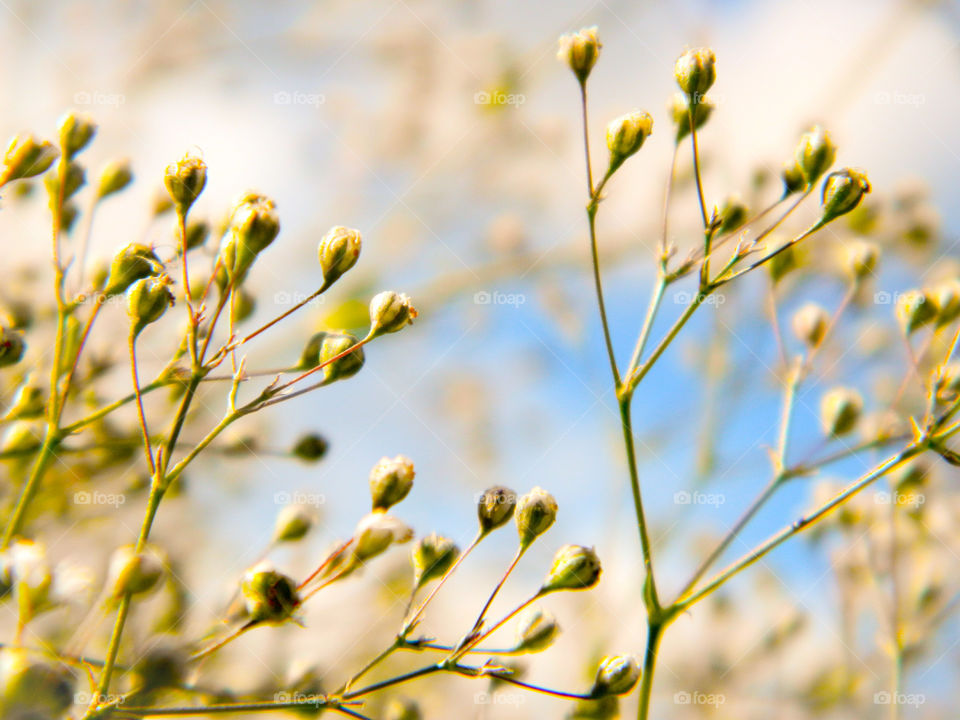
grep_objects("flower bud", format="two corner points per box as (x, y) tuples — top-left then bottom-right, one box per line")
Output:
(57, 111), (97, 158)
(44, 160), (85, 202)
(107, 545), (164, 597)
(104, 243), (162, 297)
(385, 698), (421, 720)
(273, 504), (316, 543)
(0, 648), (75, 716)
(313, 331), (365, 382)
(715, 195), (748, 234)
(820, 387), (863, 437)
(896, 289), (937, 334)
(369, 291), (418, 337)
(674, 48), (716, 98)
(97, 158), (133, 198)
(230, 287), (256, 324)
(515, 607), (559, 653)
(411, 533), (459, 588)
(369, 455), (415, 510)
(540, 544), (601, 593)
(1, 134), (59, 182)
(184, 218), (210, 251)
(791, 302), (829, 348)
(821, 169), (870, 223)
(131, 643), (187, 693)
(794, 126), (836, 187)
(1, 421), (42, 455)
(291, 433), (329, 462)
(231, 193), (280, 254)
(768, 242), (797, 284)
(668, 93), (713, 143)
(605, 111), (653, 172)
(127, 275), (175, 337)
(477, 485), (517, 534)
(241, 565), (300, 624)
(318, 226), (362, 289)
(843, 240), (879, 281)
(557, 27), (600, 84)
(3, 378), (45, 421)
(164, 153), (207, 214)
(935, 363), (960, 405)
(590, 655), (640, 697)
(781, 161), (806, 196)
(933, 279), (960, 326)
(0, 327), (25, 367)
(352, 513), (414, 563)
(515, 487), (557, 547)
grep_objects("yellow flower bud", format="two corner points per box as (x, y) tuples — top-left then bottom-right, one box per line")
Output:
(1, 134), (59, 183)
(605, 111), (653, 172)
(127, 275), (174, 337)
(821, 168), (870, 223)
(0, 327), (25, 368)
(674, 48), (716, 99)
(57, 111), (97, 158)
(516, 487), (557, 548)
(230, 287), (256, 324)
(1, 421), (42, 455)
(795, 126), (836, 187)
(791, 302), (829, 348)
(318, 226), (362, 289)
(781, 161), (806, 196)
(184, 218), (210, 251)
(896, 289), (937, 334)
(107, 545), (164, 598)
(935, 363), (960, 405)
(369, 455), (415, 510)
(411, 532), (459, 588)
(590, 655), (641, 697)
(477, 485), (517, 534)
(369, 291), (417, 337)
(933, 279), (960, 326)
(164, 153), (207, 214)
(820, 387), (863, 437)
(241, 565), (300, 625)
(540, 544), (601, 593)
(104, 243), (162, 297)
(352, 512), (414, 563)
(3, 378), (45, 421)
(515, 607), (559, 653)
(273, 504), (316, 543)
(44, 160), (85, 202)
(668, 93), (713, 143)
(557, 27), (601, 84)
(97, 158), (133, 199)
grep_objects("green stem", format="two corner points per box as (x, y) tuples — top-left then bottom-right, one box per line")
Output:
(619, 396), (658, 608)
(636, 621), (663, 720)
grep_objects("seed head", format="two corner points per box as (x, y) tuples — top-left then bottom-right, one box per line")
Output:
(369, 455), (415, 510)
(674, 48), (716, 99)
(820, 386), (863, 437)
(590, 655), (641, 697)
(557, 27), (601, 84)
(369, 291), (417, 338)
(411, 533), (459, 588)
(477, 485), (517, 534)
(540, 544), (601, 593)
(164, 153), (207, 215)
(515, 487), (557, 548)
(318, 226), (362, 289)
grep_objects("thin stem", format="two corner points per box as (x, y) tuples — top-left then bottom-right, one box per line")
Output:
(688, 100), (709, 230)
(636, 622), (663, 720)
(240, 281), (330, 346)
(341, 664), (442, 701)
(625, 274), (667, 377)
(478, 671), (593, 700)
(404, 530), (483, 632)
(619, 396), (659, 607)
(469, 544), (525, 633)
(128, 334), (156, 475)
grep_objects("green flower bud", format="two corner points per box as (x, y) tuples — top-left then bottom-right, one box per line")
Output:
(3, 378), (45, 420)
(896, 289), (937, 334)
(164, 153), (207, 214)
(557, 27), (601, 84)
(590, 655), (640, 697)
(107, 545), (164, 597)
(352, 513), (414, 563)
(292, 433), (328, 462)
(820, 387), (863, 437)
(843, 240), (879, 281)
(821, 169), (870, 223)
(795, 126), (836, 187)
(569, 695), (619, 719)
(933, 279), (960, 326)
(230, 287), (256, 324)
(674, 48), (716, 99)
(935, 362), (960, 405)
(791, 302), (829, 348)
(6, 540), (51, 622)
(781, 161), (806, 196)
(668, 92), (713, 143)
(241, 565), (300, 624)
(44, 160), (85, 202)
(515, 607), (559, 653)
(515, 487), (557, 548)
(131, 643), (186, 694)
(104, 243), (162, 297)
(369, 455), (415, 510)
(715, 195), (748, 234)
(1, 134), (59, 183)
(127, 276), (175, 337)
(477, 485), (517, 534)
(385, 698), (421, 720)
(273, 504), (316, 543)
(316, 331), (365, 382)
(318, 226), (362, 289)
(411, 532), (459, 588)
(184, 218), (210, 251)
(219, 194), (280, 285)
(369, 291), (418, 338)
(60, 200), (79, 233)
(57, 111), (97, 158)
(605, 111), (653, 172)
(0, 649), (74, 716)
(0, 327), (25, 367)
(97, 158), (133, 198)
(540, 544), (601, 593)
(1, 421), (42, 455)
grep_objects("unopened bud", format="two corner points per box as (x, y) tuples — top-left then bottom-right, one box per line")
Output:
(669, 92), (713, 143)
(795, 126), (836, 187)
(352, 513), (414, 563)
(230, 287), (256, 324)
(0, 327), (25, 367)
(107, 545), (164, 598)
(791, 303), (829, 348)
(896, 289), (937, 334)
(557, 27), (600, 84)
(127, 275), (174, 337)
(2, 134), (59, 183)
(44, 161), (85, 202)
(478, 485), (517, 534)
(57, 111), (97, 158)
(590, 655), (640, 697)
(241, 565), (300, 624)
(715, 196), (748, 234)
(314, 331), (365, 382)
(843, 240), (879, 281)
(164, 153), (207, 214)
(606, 111), (653, 172)
(411, 533), (459, 588)
(781, 161), (805, 196)
(820, 387), (863, 437)
(0, 648), (75, 716)
(291, 433), (328, 462)
(821, 169), (870, 223)
(219, 194), (280, 284)
(933, 279), (960, 326)
(369, 291), (417, 337)
(935, 363), (960, 405)
(540, 544), (601, 593)
(674, 48), (716, 98)
(1, 421), (42, 455)
(369, 455), (415, 510)
(516, 487), (557, 548)
(515, 607), (559, 653)
(3, 378), (45, 420)
(97, 158), (133, 199)
(184, 218), (210, 251)
(131, 644), (186, 693)
(318, 226), (362, 289)
(273, 504), (316, 543)
(104, 243), (162, 297)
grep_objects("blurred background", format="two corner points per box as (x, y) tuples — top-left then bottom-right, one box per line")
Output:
(1, 0), (959, 717)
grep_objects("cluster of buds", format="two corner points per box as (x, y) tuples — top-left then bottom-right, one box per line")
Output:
(217, 192), (281, 288)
